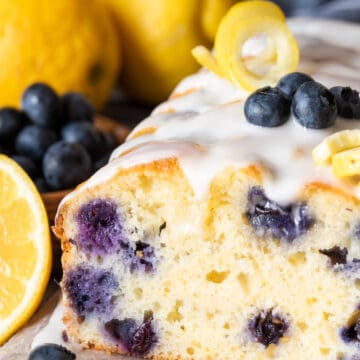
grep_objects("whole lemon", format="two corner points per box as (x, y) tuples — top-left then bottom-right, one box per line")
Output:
(0, 0), (121, 109)
(105, 0), (236, 104)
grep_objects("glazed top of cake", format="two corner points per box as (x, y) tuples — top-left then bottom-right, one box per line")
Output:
(62, 18), (360, 207)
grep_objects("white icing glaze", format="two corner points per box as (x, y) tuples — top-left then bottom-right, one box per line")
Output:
(58, 18), (360, 213)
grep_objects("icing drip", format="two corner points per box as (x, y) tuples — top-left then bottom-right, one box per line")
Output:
(58, 19), (360, 212)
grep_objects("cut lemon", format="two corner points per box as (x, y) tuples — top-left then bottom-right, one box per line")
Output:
(332, 147), (360, 178)
(0, 155), (51, 345)
(192, 0), (299, 90)
(312, 129), (360, 166)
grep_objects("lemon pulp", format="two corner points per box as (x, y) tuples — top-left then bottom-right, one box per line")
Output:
(0, 155), (51, 345)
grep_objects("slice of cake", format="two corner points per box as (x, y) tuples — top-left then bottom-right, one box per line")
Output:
(54, 6), (360, 360)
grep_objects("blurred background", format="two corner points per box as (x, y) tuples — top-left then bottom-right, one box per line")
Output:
(273, 0), (360, 21)
(0, 0), (359, 129)
(104, 0), (360, 127)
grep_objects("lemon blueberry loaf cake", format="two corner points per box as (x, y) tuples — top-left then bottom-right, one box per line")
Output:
(54, 5), (360, 360)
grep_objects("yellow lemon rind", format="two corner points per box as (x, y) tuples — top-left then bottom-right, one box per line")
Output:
(215, 15), (299, 91)
(192, 0), (294, 88)
(332, 147), (360, 178)
(313, 129), (360, 166)
(0, 155), (51, 346)
(191, 46), (224, 77)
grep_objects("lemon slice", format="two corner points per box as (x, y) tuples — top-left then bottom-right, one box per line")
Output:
(192, 1), (299, 90)
(312, 130), (360, 166)
(0, 155), (51, 345)
(332, 147), (360, 178)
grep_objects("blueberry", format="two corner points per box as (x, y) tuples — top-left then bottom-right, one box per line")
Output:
(330, 86), (360, 119)
(35, 177), (50, 193)
(248, 310), (288, 347)
(92, 132), (118, 168)
(76, 199), (125, 255)
(244, 86), (290, 127)
(0, 140), (14, 155)
(63, 265), (117, 316)
(126, 241), (156, 273)
(61, 92), (94, 123)
(61, 122), (102, 158)
(0, 108), (27, 140)
(343, 259), (360, 273)
(77, 198), (157, 268)
(42, 141), (91, 190)
(355, 223), (360, 239)
(93, 153), (111, 172)
(104, 318), (138, 352)
(341, 315), (360, 343)
(319, 246), (348, 265)
(131, 317), (157, 356)
(28, 343), (75, 360)
(292, 81), (337, 129)
(104, 314), (156, 356)
(11, 155), (39, 179)
(21, 83), (61, 128)
(277, 72), (313, 99)
(15, 125), (58, 162)
(246, 187), (314, 242)
(98, 131), (118, 154)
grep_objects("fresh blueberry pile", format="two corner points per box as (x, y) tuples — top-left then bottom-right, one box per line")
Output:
(244, 72), (360, 129)
(0, 82), (118, 192)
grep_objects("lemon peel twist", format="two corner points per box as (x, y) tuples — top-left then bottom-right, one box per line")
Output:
(192, 1), (299, 91)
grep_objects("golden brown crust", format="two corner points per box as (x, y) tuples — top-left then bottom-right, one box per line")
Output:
(241, 164), (264, 184)
(304, 181), (360, 204)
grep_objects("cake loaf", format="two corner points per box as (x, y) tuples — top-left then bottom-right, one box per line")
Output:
(54, 18), (360, 360)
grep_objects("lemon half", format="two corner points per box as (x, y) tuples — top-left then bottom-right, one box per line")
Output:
(0, 155), (51, 345)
